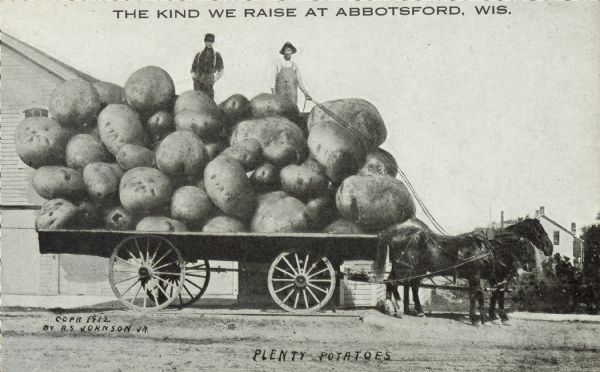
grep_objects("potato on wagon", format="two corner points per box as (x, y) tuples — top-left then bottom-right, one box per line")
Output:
(204, 156), (256, 221)
(98, 104), (150, 156)
(124, 66), (175, 115)
(116, 144), (156, 170)
(144, 110), (174, 142)
(83, 162), (124, 202)
(119, 167), (174, 215)
(65, 134), (111, 171)
(174, 110), (225, 138)
(170, 186), (214, 229)
(250, 93), (299, 121)
(136, 216), (187, 232)
(36, 199), (79, 230)
(202, 216), (247, 233)
(93, 81), (126, 107)
(32, 166), (86, 200)
(250, 191), (309, 233)
(49, 79), (101, 128)
(15, 117), (71, 168)
(173, 90), (219, 115)
(155, 131), (208, 178)
(103, 205), (138, 231)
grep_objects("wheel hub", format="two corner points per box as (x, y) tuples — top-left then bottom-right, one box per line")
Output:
(294, 274), (308, 288)
(138, 267), (151, 279)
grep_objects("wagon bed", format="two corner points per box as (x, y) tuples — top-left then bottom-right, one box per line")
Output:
(38, 229), (380, 313)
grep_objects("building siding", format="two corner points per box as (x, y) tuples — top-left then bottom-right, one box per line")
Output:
(539, 217), (580, 264)
(1, 46), (63, 207)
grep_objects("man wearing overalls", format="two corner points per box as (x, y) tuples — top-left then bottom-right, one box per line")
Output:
(271, 42), (311, 106)
(191, 33), (224, 99)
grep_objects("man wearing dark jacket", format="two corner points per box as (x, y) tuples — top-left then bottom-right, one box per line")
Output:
(191, 33), (224, 99)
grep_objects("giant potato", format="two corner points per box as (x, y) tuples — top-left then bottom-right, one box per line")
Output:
(170, 186), (213, 228)
(155, 131), (208, 177)
(230, 117), (307, 163)
(204, 156), (256, 220)
(104, 205), (138, 230)
(35, 199), (79, 230)
(307, 123), (367, 183)
(280, 164), (329, 200)
(93, 81), (125, 107)
(202, 216), (247, 233)
(219, 94), (251, 124)
(98, 104), (150, 155)
(250, 162), (279, 190)
(262, 144), (298, 167)
(173, 90), (218, 115)
(250, 191), (308, 233)
(116, 144), (156, 170)
(174, 110), (225, 138)
(119, 167), (173, 215)
(15, 117), (71, 168)
(83, 162), (124, 202)
(358, 148), (398, 177)
(65, 134), (111, 170)
(124, 66), (175, 114)
(220, 139), (262, 171)
(307, 98), (387, 146)
(336, 175), (415, 231)
(49, 79), (101, 128)
(250, 93), (299, 121)
(136, 216), (187, 232)
(204, 139), (228, 160)
(145, 110), (174, 141)
(32, 166), (86, 200)
(304, 197), (337, 229)
(323, 218), (365, 234)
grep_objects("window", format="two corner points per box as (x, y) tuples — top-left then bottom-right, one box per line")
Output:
(553, 231), (560, 245)
(23, 108), (48, 118)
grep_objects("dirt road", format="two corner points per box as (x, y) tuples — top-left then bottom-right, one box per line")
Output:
(2, 308), (599, 371)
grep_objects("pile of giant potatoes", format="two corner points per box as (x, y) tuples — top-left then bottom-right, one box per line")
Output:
(17, 66), (416, 234)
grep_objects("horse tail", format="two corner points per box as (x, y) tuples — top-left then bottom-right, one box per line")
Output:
(374, 234), (389, 281)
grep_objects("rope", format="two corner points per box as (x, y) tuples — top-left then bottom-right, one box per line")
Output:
(310, 99), (451, 236)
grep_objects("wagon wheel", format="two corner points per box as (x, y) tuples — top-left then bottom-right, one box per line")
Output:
(268, 251), (336, 313)
(168, 259), (211, 308)
(108, 235), (186, 311)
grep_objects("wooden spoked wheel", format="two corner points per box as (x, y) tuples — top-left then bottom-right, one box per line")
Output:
(268, 251), (336, 313)
(168, 259), (211, 308)
(108, 235), (185, 311)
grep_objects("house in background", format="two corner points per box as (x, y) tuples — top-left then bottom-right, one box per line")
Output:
(534, 206), (584, 267)
(489, 207), (584, 269)
(0, 33), (237, 304)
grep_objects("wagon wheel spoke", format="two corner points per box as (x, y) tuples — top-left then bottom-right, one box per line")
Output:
(294, 253), (302, 273)
(275, 266), (296, 278)
(133, 238), (145, 265)
(293, 291), (300, 309)
(307, 283), (328, 294)
(152, 271), (181, 276)
(186, 264), (206, 270)
(303, 254), (309, 273)
(185, 273), (206, 278)
(306, 286), (321, 304)
(281, 256), (298, 275)
(274, 283), (295, 294)
(303, 289), (309, 309)
(271, 278), (294, 282)
(308, 268), (330, 279)
(115, 256), (138, 268)
(281, 288), (296, 303)
(168, 259), (210, 309)
(129, 282), (143, 305)
(114, 275), (139, 285)
(152, 248), (174, 270)
(120, 278), (141, 296)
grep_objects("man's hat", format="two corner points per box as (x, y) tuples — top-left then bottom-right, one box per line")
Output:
(279, 41), (297, 55)
(204, 33), (215, 42)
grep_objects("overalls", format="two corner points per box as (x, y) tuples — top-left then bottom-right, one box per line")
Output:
(275, 63), (298, 105)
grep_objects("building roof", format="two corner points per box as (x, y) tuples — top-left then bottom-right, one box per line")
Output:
(1, 32), (98, 82)
(538, 214), (583, 242)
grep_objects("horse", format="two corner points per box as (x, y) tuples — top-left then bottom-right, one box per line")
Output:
(375, 218), (553, 325)
(376, 218), (494, 325)
(484, 219), (553, 324)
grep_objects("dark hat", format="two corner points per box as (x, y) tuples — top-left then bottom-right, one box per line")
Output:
(279, 42), (297, 55)
(204, 33), (215, 42)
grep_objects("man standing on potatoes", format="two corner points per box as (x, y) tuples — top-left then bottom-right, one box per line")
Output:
(191, 33), (224, 99)
(271, 41), (311, 106)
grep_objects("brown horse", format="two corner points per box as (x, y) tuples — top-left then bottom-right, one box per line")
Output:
(484, 219), (553, 324)
(376, 218), (494, 325)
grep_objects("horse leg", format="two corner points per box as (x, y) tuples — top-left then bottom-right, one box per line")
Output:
(383, 271), (399, 317)
(403, 284), (411, 315)
(468, 279), (478, 325)
(498, 290), (510, 325)
(411, 281), (425, 317)
(474, 274), (489, 325)
(489, 290), (499, 322)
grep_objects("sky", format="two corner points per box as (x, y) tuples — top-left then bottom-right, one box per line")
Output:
(2, 1), (599, 235)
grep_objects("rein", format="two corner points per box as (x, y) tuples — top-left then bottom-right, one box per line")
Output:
(380, 251), (493, 285)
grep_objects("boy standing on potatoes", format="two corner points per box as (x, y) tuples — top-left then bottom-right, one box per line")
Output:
(271, 41), (311, 106)
(191, 33), (224, 100)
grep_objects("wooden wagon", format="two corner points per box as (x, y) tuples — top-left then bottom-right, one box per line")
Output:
(38, 229), (380, 313)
